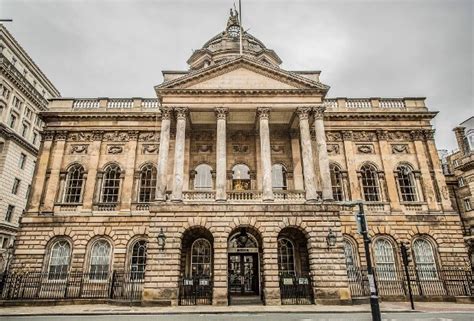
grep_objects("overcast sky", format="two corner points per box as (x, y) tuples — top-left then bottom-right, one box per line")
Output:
(2, 0), (472, 151)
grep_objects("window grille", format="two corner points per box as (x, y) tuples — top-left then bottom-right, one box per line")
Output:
(101, 164), (121, 203)
(413, 239), (438, 280)
(374, 238), (396, 280)
(130, 240), (147, 280)
(139, 164), (157, 202)
(194, 164), (213, 190)
(191, 238), (212, 277)
(360, 164), (381, 202)
(396, 165), (417, 202)
(343, 239), (358, 271)
(64, 165), (85, 203)
(277, 238), (295, 275)
(330, 163), (344, 201)
(89, 240), (111, 280)
(48, 240), (71, 280)
(271, 164), (287, 190)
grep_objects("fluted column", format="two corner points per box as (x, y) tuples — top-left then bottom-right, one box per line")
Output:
(297, 107), (318, 202)
(156, 107), (172, 201)
(215, 107), (228, 201)
(313, 106), (333, 200)
(257, 107), (273, 201)
(171, 107), (188, 201)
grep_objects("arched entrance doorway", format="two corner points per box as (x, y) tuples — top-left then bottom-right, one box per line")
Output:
(179, 227), (213, 305)
(227, 227), (263, 304)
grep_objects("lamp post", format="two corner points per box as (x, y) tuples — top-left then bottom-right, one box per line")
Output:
(341, 200), (381, 321)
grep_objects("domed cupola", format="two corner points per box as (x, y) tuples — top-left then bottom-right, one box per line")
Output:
(187, 9), (282, 70)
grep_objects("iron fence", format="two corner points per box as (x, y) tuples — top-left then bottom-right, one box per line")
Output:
(279, 274), (314, 305)
(347, 266), (473, 299)
(178, 277), (213, 305)
(0, 270), (144, 302)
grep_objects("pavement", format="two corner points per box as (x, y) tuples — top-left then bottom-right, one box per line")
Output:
(0, 301), (473, 316)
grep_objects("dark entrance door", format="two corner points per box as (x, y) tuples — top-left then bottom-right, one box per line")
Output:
(228, 253), (259, 295)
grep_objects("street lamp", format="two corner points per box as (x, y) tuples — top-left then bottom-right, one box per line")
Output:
(340, 200), (382, 321)
(157, 228), (166, 251)
(3, 244), (14, 273)
(326, 228), (337, 248)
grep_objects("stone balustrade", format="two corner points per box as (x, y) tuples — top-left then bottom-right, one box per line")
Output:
(324, 97), (424, 110)
(182, 190), (216, 201)
(72, 99), (100, 109)
(273, 190), (306, 201)
(227, 190), (262, 201)
(66, 98), (160, 111)
(107, 99), (133, 109)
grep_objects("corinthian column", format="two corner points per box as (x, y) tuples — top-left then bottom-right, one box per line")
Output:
(313, 106), (333, 200)
(257, 107), (274, 201)
(171, 107), (188, 202)
(215, 107), (228, 201)
(156, 107), (172, 201)
(297, 107), (318, 202)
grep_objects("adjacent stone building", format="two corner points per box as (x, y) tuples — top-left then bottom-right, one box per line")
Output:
(0, 25), (60, 271)
(443, 117), (474, 266)
(9, 13), (471, 305)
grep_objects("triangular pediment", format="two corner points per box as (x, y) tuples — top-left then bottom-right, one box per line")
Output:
(156, 57), (329, 92)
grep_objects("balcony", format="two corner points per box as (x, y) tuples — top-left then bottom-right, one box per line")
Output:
(180, 190), (307, 203)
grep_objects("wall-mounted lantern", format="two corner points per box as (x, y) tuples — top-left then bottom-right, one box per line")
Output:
(157, 228), (166, 251)
(326, 228), (337, 248)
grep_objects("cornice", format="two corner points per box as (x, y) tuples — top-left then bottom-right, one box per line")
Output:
(157, 88), (326, 95)
(40, 111), (162, 120)
(0, 123), (39, 155)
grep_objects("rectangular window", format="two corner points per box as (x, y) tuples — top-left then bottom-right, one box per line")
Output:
(464, 199), (472, 211)
(19, 153), (27, 169)
(459, 177), (465, 187)
(21, 123), (29, 137)
(2, 237), (8, 248)
(5, 205), (14, 222)
(32, 132), (38, 145)
(12, 96), (22, 110)
(9, 113), (17, 128)
(26, 184), (31, 200)
(12, 178), (21, 195)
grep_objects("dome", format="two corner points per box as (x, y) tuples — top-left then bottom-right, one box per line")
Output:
(187, 9), (282, 70)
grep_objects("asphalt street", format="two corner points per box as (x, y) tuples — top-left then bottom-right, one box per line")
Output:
(0, 313), (473, 321)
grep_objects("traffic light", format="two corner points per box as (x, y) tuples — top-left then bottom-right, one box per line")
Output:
(400, 242), (412, 266)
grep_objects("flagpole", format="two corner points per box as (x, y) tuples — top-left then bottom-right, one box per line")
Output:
(239, 0), (243, 56)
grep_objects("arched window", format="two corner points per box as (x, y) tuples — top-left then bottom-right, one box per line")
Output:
(139, 164), (157, 202)
(89, 239), (111, 280)
(194, 164), (213, 190)
(330, 163), (344, 201)
(360, 164), (381, 202)
(64, 164), (85, 203)
(191, 238), (212, 277)
(101, 164), (121, 203)
(373, 238), (396, 280)
(232, 164), (250, 190)
(48, 240), (71, 280)
(343, 238), (359, 272)
(272, 164), (287, 190)
(413, 238), (438, 280)
(277, 238), (295, 275)
(396, 164), (418, 202)
(130, 240), (147, 280)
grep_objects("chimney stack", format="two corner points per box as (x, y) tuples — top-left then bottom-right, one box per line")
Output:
(453, 126), (467, 155)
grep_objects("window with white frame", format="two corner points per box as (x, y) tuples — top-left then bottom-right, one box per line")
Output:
(277, 238), (295, 275)
(64, 164), (85, 203)
(101, 164), (121, 203)
(271, 164), (287, 190)
(330, 163), (344, 201)
(130, 240), (147, 279)
(194, 164), (213, 190)
(373, 238), (397, 280)
(458, 177), (465, 187)
(464, 199), (472, 211)
(48, 240), (71, 279)
(89, 240), (111, 280)
(191, 238), (212, 277)
(412, 238), (438, 280)
(396, 164), (418, 202)
(138, 164), (157, 202)
(360, 164), (381, 202)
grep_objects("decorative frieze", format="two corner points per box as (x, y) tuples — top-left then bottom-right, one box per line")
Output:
(107, 145), (123, 154)
(142, 144), (159, 154)
(388, 131), (412, 141)
(232, 144), (250, 154)
(326, 131), (343, 142)
(139, 132), (160, 142)
(356, 144), (375, 154)
(391, 144), (409, 154)
(103, 131), (129, 142)
(327, 144), (340, 155)
(353, 131), (377, 142)
(70, 144), (88, 155)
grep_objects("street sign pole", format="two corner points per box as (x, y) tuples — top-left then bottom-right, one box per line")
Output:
(401, 242), (415, 310)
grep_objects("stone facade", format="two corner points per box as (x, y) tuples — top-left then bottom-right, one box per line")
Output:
(0, 25), (60, 271)
(10, 13), (470, 305)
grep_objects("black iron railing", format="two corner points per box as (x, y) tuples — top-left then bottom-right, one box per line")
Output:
(178, 277), (213, 306)
(0, 270), (144, 301)
(279, 274), (313, 305)
(347, 266), (473, 299)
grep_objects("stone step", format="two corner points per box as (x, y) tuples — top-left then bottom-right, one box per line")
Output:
(230, 295), (263, 305)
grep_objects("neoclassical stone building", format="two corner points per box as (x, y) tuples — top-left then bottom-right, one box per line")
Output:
(10, 13), (470, 305)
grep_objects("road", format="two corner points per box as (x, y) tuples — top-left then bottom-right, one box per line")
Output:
(0, 313), (473, 321)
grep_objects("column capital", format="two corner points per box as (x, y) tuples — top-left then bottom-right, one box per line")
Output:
(342, 130), (353, 141)
(215, 107), (229, 120)
(296, 107), (312, 120)
(376, 129), (388, 141)
(312, 106), (326, 119)
(159, 107), (173, 120)
(410, 130), (425, 141)
(174, 107), (189, 120)
(257, 107), (271, 120)
(55, 131), (68, 140)
(423, 129), (435, 141)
